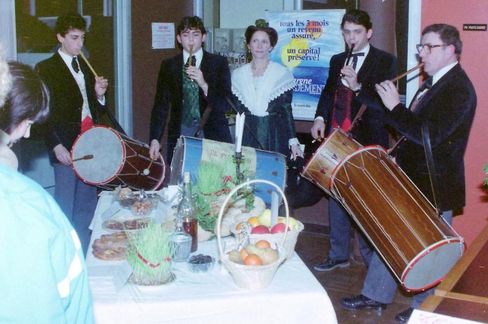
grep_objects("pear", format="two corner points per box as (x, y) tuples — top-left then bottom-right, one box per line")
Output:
(277, 216), (299, 231)
(228, 250), (243, 264)
(257, 209), (272, 227)
(256, 247), (279, 265)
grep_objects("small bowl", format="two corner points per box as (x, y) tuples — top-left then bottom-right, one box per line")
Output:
(187, 254), (215, 273)
(116, 191), (159, 217)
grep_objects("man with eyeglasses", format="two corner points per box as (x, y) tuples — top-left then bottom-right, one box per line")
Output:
(341, 23), (477, 323)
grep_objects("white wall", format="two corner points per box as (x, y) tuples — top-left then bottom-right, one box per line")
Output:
(220, 0), (295, 28)
(0, 0), (17, 60)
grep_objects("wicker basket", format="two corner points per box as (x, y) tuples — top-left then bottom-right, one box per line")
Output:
(216, 179), (290, 290)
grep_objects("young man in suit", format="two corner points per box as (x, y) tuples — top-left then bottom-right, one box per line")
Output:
(310, 9), (397, 271)
(342, 23), (477, 323)
(149, 16), (232, 164)
(36, 13), (110, 255)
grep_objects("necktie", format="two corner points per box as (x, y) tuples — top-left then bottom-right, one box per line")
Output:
(350, 52), (364, 70)
(185, 55), (196, 68)
(410, 77), (432, 112)
(72, 56), (80, 73)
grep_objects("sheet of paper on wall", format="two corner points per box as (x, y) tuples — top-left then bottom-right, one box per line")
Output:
(152, 22), (175, 49)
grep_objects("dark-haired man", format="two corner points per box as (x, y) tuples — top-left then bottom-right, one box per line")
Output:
(36, 13), (110, 255)
(311, 9), (397, 272)
(149, 16), (232, 164)
(342, 23), (476, 323)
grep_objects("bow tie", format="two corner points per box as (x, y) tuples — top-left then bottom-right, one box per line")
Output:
(419, 77), (433, 91)
(349, 52), (364, 70)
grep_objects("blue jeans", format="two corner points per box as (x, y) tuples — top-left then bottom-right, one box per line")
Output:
(362, 210), (453, 307)
(328, 198), (372, 265)
(53, 163), (97, 255)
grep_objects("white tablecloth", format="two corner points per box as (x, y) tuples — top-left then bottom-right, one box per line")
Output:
(87, 191), (337, 324)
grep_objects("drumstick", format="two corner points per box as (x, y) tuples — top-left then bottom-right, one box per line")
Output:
(72, 154), (94, 162)
(143, 159), (154, 176)
(390, 63), (424, 83)
(79, 51), (99, 78)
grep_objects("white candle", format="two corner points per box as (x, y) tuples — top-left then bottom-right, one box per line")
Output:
(235, 113), (245, 153)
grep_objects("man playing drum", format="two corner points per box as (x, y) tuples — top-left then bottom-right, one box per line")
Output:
(341, 24), (477, 323)
(36, 13), (111, 255)
(310, 10), (397, 272)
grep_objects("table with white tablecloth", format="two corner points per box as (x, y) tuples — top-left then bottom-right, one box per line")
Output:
(86, 191), (337, 324)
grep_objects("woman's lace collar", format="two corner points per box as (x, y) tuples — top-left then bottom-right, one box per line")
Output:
(231, 61), (295, 117)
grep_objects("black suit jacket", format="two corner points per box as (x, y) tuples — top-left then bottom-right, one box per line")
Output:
(149, 51), (232, 162)
(315, 46), (397, 147)
(36, 52), (105, 162)
(387, 64), (477, 211)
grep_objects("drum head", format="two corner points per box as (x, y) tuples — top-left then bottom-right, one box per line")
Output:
(72, 127), (124, 185)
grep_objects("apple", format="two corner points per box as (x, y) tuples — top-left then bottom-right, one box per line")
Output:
(257, 209), (272, 227)
(251, 225), (270, 234)
(271, 223), (287, 234)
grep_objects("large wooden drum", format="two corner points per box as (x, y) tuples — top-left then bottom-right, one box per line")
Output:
(170, 136), (286, 205)
(302, 129), (465, 291)
(71, 126), (165, 190)
(301, 129), (361, 196)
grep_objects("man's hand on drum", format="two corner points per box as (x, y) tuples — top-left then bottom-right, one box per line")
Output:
(311, 118), (325, 141)
(290, 144), (304, 161)
(149, 139), (161, 160)
(54, 144), (72, 166)
(95, 76), (109, 100)
(375, 80), (400, 111)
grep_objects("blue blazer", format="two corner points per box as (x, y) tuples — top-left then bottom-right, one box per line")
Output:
(149, 50), (232, 162)
(387, 64), (477, 211)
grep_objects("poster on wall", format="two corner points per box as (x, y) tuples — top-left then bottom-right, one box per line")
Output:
(266, 10), (345, 120)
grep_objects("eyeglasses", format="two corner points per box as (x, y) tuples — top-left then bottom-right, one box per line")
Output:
(416, 43), (448, 54)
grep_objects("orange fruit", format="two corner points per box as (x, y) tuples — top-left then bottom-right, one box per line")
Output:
(255, 240), (271, 249)
(247, 216), (260, 227)
(244, 254), (263, 266)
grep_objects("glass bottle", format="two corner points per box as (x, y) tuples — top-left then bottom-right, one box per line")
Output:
(178, 172), (198, 252)
(171, 217), (192, 262)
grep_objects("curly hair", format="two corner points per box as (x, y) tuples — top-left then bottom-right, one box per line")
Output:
(244, 25), (278, 48)
(55, 13), (86, 36)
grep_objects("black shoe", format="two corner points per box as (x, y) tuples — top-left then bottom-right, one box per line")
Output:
(395, 307), (413, 322)
(313, 258), (350, 272)
(341, 294), (387, 311)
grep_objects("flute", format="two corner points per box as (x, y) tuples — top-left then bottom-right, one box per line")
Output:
(390, 63), (424, 82)
(340, 43), (355, 78)
(79, 51), (99, 78)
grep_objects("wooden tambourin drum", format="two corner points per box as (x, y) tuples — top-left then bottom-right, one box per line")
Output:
(301, 129), (361, 196)
(331, 147), (465, 291)
(71, 126), (165, 190)
(170, 136), (286, 205)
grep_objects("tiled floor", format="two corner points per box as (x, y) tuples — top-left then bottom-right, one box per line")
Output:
(295, 225), (412, 324)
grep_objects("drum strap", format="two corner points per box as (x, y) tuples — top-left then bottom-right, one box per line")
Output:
(421, 123), (441, 215)
(194, 105), (213, 137)
(348, 104), (367, 132)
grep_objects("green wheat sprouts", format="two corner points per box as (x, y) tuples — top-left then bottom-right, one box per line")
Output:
(126, 222), (175, 285)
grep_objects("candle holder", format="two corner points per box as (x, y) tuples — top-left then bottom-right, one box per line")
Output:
(233, 151), (245, 185)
